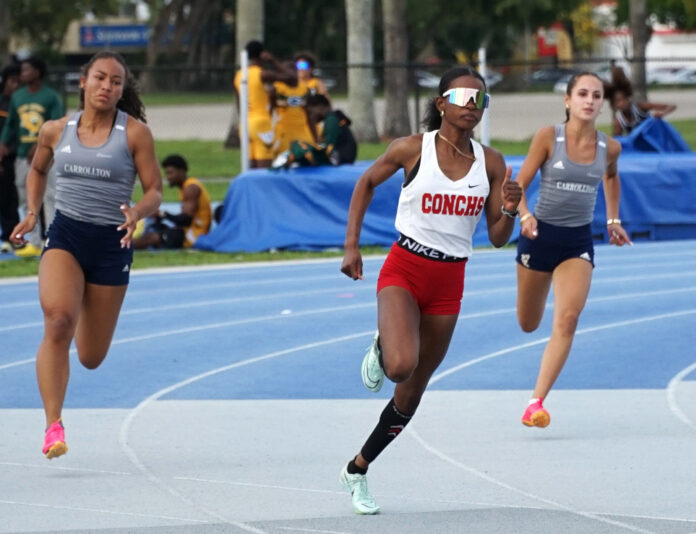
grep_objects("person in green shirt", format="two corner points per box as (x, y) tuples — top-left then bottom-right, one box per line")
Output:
(0, 56), (63, 255)
(272, 93), (357, 169)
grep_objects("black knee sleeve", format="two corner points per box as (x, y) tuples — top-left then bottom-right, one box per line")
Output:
(360, 398), (413, 463)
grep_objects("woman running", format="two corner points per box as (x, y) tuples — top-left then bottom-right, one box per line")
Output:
(514, 72), (631, 428)
(10, 51), (162, 459)
(338, 67), (522, 514)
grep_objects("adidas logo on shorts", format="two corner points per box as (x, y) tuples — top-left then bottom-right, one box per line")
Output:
(579, 252), (591, 261)
(521, 254), (531, 268)
(122, 264), (130, 272)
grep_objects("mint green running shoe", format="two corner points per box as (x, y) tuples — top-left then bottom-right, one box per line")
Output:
(361, 331), (384, 392)
(339, 463), (380, 515)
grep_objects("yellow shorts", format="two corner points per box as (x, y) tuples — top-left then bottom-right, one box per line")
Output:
(247, 115), (274, 161)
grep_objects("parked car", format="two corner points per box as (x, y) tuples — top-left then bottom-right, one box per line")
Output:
(672, 67), (696, 85)
(415, 70), (440, 88)
(647, 66), (685, 85)
(529, 67), (578, 84)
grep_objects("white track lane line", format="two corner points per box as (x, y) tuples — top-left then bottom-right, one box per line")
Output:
(409, 309), (696, 534)
(0, 499), (209, 524)
(0, 461), (131, 476)
(4, 285), (696, 370)
(407, 427), (656, 534)
(431, 308), (696, 386)
(3, 266), (694, 312)
(118, 331), (373, 531)
(666, 362), (696, 431)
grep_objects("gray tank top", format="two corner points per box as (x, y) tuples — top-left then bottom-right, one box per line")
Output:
(54, 110), (136, 225)
(534, 124), (608, 227)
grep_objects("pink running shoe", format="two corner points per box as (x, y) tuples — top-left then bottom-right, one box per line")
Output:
(43, 419), (68, 459)
(521, 398), (550, 428)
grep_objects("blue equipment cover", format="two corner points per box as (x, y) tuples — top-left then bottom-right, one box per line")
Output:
(617, 117), (691, 153)
(195, 152), (696, 253)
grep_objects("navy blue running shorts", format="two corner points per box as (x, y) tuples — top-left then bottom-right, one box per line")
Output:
(43, 210), (133, 286)
(516, 218), (594, 272)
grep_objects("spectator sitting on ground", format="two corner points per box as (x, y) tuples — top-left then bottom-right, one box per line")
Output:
(132, 154), (211, 249)
(607, 81), (676, 136)
(272, 94), (356, 169)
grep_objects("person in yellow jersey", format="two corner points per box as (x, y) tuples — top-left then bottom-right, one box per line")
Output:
(294, 51), (330, 100)
(234, 41), (294, 168)
(272, 61), (315, 156)
(132, 154), (211, 249)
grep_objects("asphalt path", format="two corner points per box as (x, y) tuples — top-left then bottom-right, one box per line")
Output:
(145, 89), (696, 142)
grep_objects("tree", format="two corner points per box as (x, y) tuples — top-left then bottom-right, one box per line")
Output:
(5, 0), (118, 60)
(616, 0), (696, 30)
(629, 0), (648, 101)
(225, 0), (265, 148)
(346, 0), (379, 142)
(382, 0), (410, 138)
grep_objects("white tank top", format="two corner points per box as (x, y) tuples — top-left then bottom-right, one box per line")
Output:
(394, 130), (490, 258)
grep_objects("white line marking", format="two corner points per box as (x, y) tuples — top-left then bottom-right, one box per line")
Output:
(0, 461), (132, 476)
(118, 331), (373, 531)
(0, 357), (35, 371)
(407, 427), (656, 534)
(432, 309), (696, 385)
(0, 499), (209, 523)
(278, 527), (352, 534)
(666, 361), (696, 430)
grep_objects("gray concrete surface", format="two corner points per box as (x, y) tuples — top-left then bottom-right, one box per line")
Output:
(145, 89), (696, 142)
(3, 388), (696, 533)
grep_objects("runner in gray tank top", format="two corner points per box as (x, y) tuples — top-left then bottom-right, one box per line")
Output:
(53, 109), (136, 226)
(511, 72), (631, 429)
(9, 51), (162, 460)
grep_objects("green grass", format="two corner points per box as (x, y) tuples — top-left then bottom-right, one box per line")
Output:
(3, 118), (693, 278)
(0, 246), (391, 278)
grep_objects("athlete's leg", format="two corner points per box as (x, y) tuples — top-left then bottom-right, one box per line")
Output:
(531, 258), (592, 399)
(376, 285), (421, 383)
(74, 283), (128, 370)
(36, 250), (85, 427)
(355, 312), (458, 470)
(516, 263), (553, 333)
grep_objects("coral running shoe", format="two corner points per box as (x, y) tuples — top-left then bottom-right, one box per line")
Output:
(521, 398), (550, 428)
(43, 419), (68, 459)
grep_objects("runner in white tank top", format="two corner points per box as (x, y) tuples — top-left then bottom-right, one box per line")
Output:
(337, 67), (522, 515)
(514, 72), (630, 429)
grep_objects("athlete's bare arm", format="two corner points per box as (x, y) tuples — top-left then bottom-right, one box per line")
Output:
(483, 147), (521, 248)
(122, 117), (162, 246)
(602, 137), (631, 246)
(516, 126), (555, 239)
(341, 135), (422, 280)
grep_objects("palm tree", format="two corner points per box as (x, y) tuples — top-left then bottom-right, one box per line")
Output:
(382, 0), (410, 138)
(629, 0), (648, 101)
(346, 0), (379, 142)
(225, 0), (265, 148)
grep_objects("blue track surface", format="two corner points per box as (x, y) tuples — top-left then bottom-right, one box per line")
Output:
(1, 240), (696, 410)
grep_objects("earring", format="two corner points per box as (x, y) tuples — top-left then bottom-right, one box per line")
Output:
(440, 110), (444, 117)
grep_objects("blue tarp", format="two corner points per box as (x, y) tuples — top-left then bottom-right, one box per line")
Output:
(196, 151), (696, 253)
(617, 117), (691, 153)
